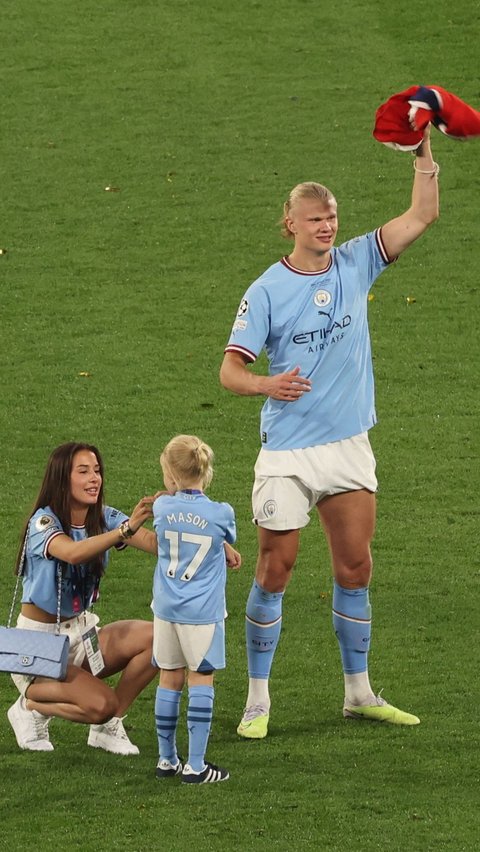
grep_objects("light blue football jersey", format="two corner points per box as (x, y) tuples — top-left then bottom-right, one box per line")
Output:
(225, 230), (392, 450)
(152, 491), (236, 625)
(21, 505), (128, 617)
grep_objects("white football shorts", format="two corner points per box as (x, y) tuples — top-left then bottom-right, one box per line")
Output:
(152, 618), (225, 672)
(11, 610), (100, 696)
(252, 432), (377, 530)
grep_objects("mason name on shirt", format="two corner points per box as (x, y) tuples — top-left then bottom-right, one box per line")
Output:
(166, 512), (209, 530)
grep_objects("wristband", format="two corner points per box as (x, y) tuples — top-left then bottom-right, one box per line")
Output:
(413, 161), (440, 176)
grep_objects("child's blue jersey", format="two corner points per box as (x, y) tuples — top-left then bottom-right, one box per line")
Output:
(225, 230), (392, 450)
(22, 505), (128, 617)
(152, 491), (236, 625)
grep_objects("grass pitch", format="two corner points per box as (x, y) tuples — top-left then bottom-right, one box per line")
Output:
(1, 1), (479, 850)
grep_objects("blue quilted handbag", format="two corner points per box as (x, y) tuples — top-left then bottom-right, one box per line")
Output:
(1, 527), (70, 680)
(0, 625), (69, 679)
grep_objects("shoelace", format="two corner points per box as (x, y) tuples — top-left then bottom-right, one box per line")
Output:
(242, 704), (268, 722)
(104, 716), (129, 739)
(33, 712), (51, 740)
(375, 689), (387, 707)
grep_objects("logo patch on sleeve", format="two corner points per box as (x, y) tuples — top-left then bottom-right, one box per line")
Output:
(35, 514), (56, 531)
(237, 298), (249, 317)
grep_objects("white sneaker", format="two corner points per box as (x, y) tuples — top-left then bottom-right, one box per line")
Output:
(7, 695), (53, 752)
(87, 716), (140, 755)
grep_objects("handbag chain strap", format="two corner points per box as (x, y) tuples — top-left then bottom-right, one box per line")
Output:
(7, 522), (63, 635)
(6, 530), (28, 628)
(55, 566), (62, 635)
(6, 575), (22, 629)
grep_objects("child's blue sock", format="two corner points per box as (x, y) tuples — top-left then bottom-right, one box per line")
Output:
(155, 686), (181, 764)
(187, 684), (214, 772)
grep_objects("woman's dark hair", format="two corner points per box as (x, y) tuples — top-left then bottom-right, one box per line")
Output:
(16, 442), (106, 576)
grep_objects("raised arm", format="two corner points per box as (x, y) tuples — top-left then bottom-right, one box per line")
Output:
(380, 125), (439, 261)
(220, 350), (311, 401)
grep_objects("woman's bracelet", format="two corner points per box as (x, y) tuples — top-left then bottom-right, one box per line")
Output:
(118, 520), (134, 540)
(413, 160), (440, 176)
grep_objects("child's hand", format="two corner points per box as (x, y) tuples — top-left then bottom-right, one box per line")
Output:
(224, 542), (241, 570)
(128, 496), (155, 531)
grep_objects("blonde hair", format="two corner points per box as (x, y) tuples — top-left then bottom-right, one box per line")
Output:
(160, 434), (214, 490)
(280, 181), (335, 239)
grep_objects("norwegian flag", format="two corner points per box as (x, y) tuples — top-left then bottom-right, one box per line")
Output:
(373, 85), (480, 151)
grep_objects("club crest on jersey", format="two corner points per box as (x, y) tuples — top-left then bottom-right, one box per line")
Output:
(313, 290), (331, 308)
(237, 299), (249, 317)
(35, 514), (56, 531)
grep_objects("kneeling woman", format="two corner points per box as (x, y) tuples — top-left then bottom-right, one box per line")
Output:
(7, 442), (158, 755)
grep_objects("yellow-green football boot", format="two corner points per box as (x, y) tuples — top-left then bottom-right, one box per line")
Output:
(237, 705), (270, 739)
(343, 693), (420, 725)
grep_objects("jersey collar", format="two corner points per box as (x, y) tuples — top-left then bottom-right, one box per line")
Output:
(281, 255), (333, 276)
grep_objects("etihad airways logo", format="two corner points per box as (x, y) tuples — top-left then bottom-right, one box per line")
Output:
(292, 315), (351, 344)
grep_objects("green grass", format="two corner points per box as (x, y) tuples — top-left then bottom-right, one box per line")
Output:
(1, 0), (480, 849)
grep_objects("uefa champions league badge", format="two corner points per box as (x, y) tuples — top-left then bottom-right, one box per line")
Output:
(313, 290), (332, 308)
(237, 299), (249, 317)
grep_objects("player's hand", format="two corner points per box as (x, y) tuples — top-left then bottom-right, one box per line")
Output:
(260, 366), (311, 401)
(224, 542), (242, 570)
(413, 121), (432, 151)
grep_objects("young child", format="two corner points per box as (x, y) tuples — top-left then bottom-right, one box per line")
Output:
(152, 434), (241, 784)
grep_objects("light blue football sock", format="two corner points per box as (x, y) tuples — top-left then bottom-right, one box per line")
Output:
(155, 686), (181, 764)
(332, 582), (372, 674)
(187, 685), (214, 773)
(245, 580), (284, 679)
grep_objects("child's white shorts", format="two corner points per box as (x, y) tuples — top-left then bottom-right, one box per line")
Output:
(152, 618), (225, 672)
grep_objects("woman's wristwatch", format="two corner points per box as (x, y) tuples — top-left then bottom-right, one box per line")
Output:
(118, 520), (135, 541)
